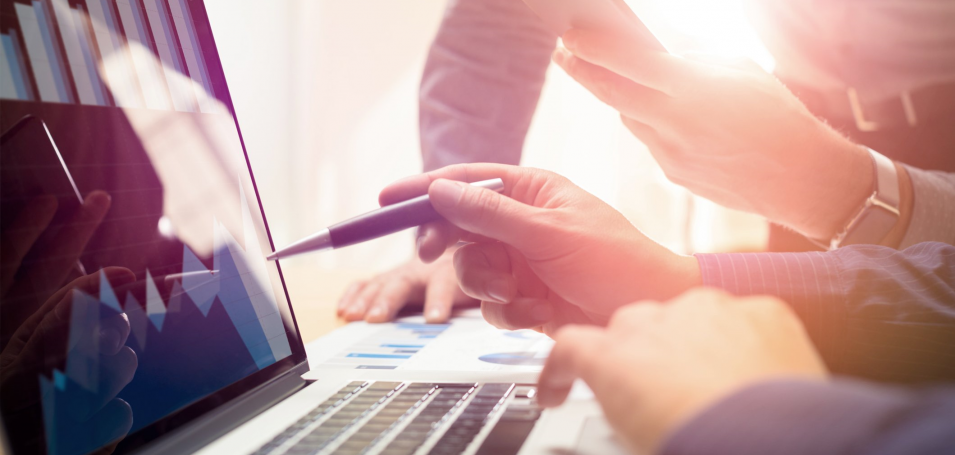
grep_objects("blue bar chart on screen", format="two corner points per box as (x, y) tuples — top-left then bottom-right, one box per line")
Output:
(0, 0), (220, 112)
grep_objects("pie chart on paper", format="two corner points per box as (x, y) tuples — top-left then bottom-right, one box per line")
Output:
(478, 351), (547, 366)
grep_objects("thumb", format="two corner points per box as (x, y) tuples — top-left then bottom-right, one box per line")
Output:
(683, 52), (765, 73)
(428, 179), (546, 250)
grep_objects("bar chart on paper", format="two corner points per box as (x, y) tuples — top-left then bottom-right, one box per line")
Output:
(322, 323), (452, 370)
(1, 0), (219, 112)
(314, 313), (554, 372)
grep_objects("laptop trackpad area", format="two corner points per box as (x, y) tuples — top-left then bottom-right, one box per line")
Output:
(575, 416), (629, 455)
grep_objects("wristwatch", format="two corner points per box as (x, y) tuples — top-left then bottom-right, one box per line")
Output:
(824, 147), (900, 250)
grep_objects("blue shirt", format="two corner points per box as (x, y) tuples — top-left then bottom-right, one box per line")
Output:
(664, 242), (955, 455)
(697, 242), (955, 384)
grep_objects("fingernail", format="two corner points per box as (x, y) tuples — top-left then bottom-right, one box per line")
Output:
(430, 180), (466, 209)
(87, 191), (111, 205)
(344, 303), (364, 319)
(100, 327), (122, 353)
(367, 306), (385, 321)
(552, 47), (571, 66)
(487, 279), (511, 303)
(427, 307), (445, 322)
(531, 303), (554, 324)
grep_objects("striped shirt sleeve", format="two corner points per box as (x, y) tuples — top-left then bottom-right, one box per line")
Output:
(662, 379), (955, 455)
(695, 242), (955, 383)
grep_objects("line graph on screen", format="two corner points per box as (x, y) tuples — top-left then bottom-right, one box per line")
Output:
(38, 181), (290, 454)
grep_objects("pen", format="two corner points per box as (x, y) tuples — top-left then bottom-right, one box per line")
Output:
(267, 178), (505, 261)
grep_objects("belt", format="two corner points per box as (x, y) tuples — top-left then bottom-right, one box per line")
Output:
(784, 80), (955, 132)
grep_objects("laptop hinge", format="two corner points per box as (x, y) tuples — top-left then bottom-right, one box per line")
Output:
(134, 361), (311, 454)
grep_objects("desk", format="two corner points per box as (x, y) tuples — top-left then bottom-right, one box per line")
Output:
(279, 263), (368, 343)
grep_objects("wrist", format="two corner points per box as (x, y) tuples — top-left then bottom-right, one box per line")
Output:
(639, 251), (703, 302)
(790, 139), (875, 240)
(879, 163), (914, 248)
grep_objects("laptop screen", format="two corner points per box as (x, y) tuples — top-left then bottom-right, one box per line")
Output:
(0, 0), (306, 453)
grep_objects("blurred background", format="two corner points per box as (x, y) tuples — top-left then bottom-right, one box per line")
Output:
(205, 0), (776, 279)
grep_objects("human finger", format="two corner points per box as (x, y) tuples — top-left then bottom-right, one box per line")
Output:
(342, 282), (381, 322)
(553, 48), (673, 125)
(365, 277), (418, 323)
(81, 398), (133, 454)
(1, 269), (134, 412)
(21, 191), (111, 296)
(337, 281), (366, 317)
(561, 29), (693, 96)
(481, 297), (555, 331)
(607, 301), (665, 335)
(379, 163), (550, 208)
(423, 266), (460, 323)
(0, 195), (58, 295)
(64, 346), (137, 421)
(453, 243), (515, 304)
(537, 325), (612, 407)
(416, 222), (456, 264)
(428, 179), (548, 251)
(683, 52), (764, 73)
(98, 312), (131, 356)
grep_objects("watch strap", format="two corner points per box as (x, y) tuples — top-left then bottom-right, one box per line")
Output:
(870, 148), (900, 208)
(829, 148), (901, 249)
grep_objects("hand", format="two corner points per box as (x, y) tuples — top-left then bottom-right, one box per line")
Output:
(553, 30), (874, 241)
(538, 288), (827, 454)
(1, 191), (113, 347)
(337, 250), (476, 323)
(1, 267), (138, 455)
(379, 163), (701, 335)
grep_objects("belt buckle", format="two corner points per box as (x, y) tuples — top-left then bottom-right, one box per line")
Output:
(847, 87), (918, 132)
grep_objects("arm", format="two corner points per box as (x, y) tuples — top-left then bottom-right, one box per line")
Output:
(420, 0), (556, 171)
(696, 242), (955, 383)
(663, 380), (955, 455)
(337, 0), (556, 324)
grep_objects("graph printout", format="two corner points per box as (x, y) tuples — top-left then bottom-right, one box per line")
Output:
(313, 312), (553, 372)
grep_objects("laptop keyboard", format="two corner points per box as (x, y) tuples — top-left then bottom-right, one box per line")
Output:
(252, 382), (541, 455)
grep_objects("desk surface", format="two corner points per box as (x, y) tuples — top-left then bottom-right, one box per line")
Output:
(280, 263), (365, 343)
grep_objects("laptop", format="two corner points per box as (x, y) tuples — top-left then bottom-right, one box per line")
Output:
(0, 1), (620, 454)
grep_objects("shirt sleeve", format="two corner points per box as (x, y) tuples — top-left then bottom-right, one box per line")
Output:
(900, 167), (955, 248)
(694, 242), (955, 383)
(661, 379), (955, 455)
(419, 0), (556, 171)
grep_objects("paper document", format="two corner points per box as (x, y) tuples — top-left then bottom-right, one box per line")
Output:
(307, 309), (553, 372)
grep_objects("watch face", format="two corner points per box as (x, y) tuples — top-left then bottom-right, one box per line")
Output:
(840, 204), (900, 246)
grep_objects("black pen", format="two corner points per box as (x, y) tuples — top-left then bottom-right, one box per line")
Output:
(266, 178), (505, 261)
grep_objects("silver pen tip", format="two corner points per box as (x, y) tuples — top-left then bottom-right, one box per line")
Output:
(266, 252), (279, 261)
